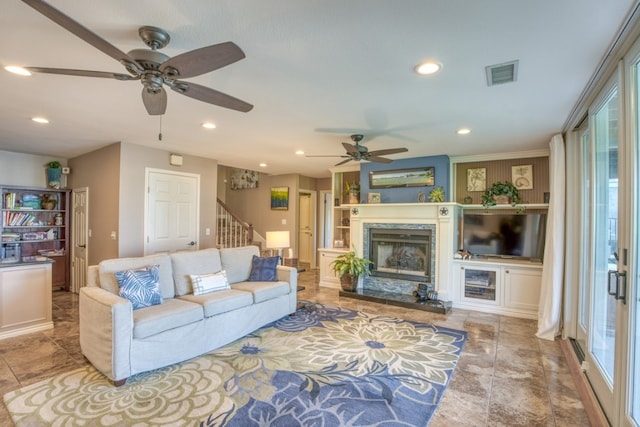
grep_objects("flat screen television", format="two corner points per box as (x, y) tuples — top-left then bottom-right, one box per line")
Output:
(462, 212), (547, 261)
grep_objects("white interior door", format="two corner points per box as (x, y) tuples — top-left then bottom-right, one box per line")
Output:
(71, 187), (88, 293)
(298, 190), (316, 267)
(145, 169), (199, 255)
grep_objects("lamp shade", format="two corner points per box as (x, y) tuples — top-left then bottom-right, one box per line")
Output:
(266, 231), (290, 249)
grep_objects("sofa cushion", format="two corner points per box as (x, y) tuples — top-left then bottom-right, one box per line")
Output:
(248, 255), (279, 282)
(114, 265), (163, 309)
(132, 298), (203, 339)
(99, 254), (175, 299)
(231, 281), (291, 303)
(179, 289), (254, 317)
(220, 246), (260, 284)
(170, 248), (223, 296)
(191, 270), (229, 296)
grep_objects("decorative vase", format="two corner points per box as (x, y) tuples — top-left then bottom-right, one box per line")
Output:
(348, 191), (359, 204)
(46, 167), (62, 189)
(41, 201), (56, 210)
(340, 274), (358, 292)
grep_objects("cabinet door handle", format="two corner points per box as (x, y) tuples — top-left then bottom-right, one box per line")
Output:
(505, 270), (509, 274)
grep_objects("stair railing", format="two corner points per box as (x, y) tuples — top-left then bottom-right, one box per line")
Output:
(216, 198), (254, 248)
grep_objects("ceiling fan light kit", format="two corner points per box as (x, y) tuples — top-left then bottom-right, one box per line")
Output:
(19, 0), (253, 115)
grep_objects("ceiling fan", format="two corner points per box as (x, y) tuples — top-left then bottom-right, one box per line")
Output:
(18, 0), (253, 115)
(307, 134), (408, 166)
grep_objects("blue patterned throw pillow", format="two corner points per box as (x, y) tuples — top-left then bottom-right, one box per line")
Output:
(248, 255), (280, 281)
(114, 265), (163, 309)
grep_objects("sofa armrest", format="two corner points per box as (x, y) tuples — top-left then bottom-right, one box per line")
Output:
(79, 286), (133, 382)
(87, 265), (99, 287)
(276, 265), (298, 292)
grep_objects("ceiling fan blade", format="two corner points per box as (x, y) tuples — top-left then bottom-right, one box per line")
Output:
(142, 87), (167, 116)
(367, 156), (393, 163)
(367, 147), (408, 157)
(160, 42), (245, 79)
(172, 81), (253, 112)
(335, 158), (353, 166)
(342, 142), (360, 155)
(22, 0), (141, 73)
(305, 155), (349, 158)
(25, 66), (138, 80)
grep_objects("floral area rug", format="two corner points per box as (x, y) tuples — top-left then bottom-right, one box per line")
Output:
(4, 302), (466, 426)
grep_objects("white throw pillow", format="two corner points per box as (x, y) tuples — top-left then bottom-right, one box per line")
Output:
(190, 270), (229, 296)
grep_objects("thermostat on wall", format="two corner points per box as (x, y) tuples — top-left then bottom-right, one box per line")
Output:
(169, 154), (183, 166)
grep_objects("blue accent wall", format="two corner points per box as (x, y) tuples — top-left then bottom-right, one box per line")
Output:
(359, 155), (450, 203)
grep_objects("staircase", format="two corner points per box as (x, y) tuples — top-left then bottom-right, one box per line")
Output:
(216, 198), (256, 249)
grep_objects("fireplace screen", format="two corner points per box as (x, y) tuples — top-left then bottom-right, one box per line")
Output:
(369, 228), (431, 281)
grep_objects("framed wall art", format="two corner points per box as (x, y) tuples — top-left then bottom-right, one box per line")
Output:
(230, 168), (259, 190)
(466, 167), (486, 191)
(369, 167), (434, 189)
(512, 165), (533, 190)
(270, 186), (289, 210)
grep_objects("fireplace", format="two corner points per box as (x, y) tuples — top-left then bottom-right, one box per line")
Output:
(368, 227), (432, 282)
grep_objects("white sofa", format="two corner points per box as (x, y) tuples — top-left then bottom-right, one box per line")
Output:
(79, 245), (297, 385)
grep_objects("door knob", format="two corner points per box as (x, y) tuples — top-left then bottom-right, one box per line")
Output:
(187, 241), (196, 246)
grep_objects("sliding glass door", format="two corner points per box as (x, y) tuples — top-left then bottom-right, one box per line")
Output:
(572, 28), (640, 427)
(582, 83), (621, 420)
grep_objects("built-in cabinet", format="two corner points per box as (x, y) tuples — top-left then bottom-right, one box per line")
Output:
(318, 248), (344, 288)
(1, 185), (70, 290)
(454, 259), (542, 318)
(330, 165), (359, 250)
(0, 262), (53, 339)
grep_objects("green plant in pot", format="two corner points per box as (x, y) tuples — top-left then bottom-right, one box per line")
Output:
(343, 181), (360, 204)
(481, 181), (522, 208)
(45, 161), (62, 189)
(331, 250), (373, 292)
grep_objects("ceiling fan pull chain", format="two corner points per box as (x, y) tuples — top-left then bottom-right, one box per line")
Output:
(158, 115), (163, 141)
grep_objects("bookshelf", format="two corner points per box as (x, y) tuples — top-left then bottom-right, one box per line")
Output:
(1, 186), (70, 290)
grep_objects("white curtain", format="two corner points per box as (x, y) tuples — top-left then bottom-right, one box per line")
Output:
(536, 134), (566, 340)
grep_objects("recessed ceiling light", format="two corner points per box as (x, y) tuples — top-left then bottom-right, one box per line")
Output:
(31, 117), (49, 124)
(259, 163), (267, 168)
(456, 128), (471, 135)
(295, 150), (305, 155)
(415, 61), (441, 75)
(201, 122), (216, 129)
(5, 66), (31, 76)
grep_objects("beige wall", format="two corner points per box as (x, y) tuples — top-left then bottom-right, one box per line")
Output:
(0, 150), (67, 188)
(68, 144), (120, 265)
(68, 142), (218, 262)
(118, 143), (218, 257)
(219, 165), (329, 258)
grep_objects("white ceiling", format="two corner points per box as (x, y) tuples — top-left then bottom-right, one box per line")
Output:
(0, 0), (635, 178)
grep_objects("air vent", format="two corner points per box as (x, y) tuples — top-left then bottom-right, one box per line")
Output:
(485, 60), (519, 86)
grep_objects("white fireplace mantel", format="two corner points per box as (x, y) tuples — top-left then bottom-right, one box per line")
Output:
(349, 203), (462, 300)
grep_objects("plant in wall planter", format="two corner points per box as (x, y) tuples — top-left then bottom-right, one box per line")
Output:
(46, 161), (62, 189)
(481, 181), (522, 208)
(331, 250), (373, 292)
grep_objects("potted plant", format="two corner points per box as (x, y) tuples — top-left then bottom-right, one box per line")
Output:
(331, 250), (373, 292)
(46, 161), (62, 189)
(343, 181), (360, 204)
(481, 181), (522, 208)
(428, 186), (445, 202)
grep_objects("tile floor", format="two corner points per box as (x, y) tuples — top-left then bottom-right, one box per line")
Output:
(0, 269), (590, 426)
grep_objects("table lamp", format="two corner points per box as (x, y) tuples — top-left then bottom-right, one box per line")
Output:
(266, 230), (290, 264)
